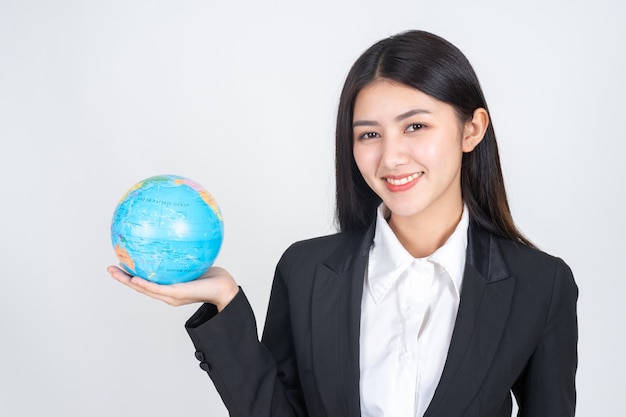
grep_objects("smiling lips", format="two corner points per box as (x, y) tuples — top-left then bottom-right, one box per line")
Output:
(383, 172), (423, 191)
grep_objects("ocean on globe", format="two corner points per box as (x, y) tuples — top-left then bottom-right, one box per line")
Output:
(111, 175), (224, 285)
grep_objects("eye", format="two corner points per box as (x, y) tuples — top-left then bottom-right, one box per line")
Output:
(406, 123), (425, 132)
(357, 131), (380, 140)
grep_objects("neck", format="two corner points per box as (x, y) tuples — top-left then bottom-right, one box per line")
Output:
(388, 202), (464, 258)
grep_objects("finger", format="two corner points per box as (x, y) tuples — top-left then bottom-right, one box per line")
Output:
(107, 265), (134, 283)
(107, 266), (214, 306)
(126, 276), (171, 295)
(107, 266), (191, 306)
(125, 276), (194, 306)
(107, 266), (162, 295)
(107, 265), (126, 275)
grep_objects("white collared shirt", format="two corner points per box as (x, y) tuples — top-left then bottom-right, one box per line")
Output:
(360, 205), (469, 417)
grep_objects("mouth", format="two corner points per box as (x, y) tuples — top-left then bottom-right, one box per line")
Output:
(384, 172), (423, 185)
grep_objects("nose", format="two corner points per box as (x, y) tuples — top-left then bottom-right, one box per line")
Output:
(380, 134), (409, 169)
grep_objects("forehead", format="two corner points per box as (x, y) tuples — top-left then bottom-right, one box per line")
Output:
(353, 79), (452, 120)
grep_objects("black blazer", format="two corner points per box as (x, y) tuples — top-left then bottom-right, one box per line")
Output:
(186, 222), (578, 417)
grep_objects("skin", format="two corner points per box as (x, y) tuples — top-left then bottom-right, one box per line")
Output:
(106, 266), (239, 311)
(107, 79), (488, 308)
(352, 79), (488, 258)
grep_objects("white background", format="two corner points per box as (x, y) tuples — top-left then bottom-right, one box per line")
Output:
(1, 0), (624, 416)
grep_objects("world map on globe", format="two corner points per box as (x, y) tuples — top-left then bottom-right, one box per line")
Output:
(111, 175), (224, 285)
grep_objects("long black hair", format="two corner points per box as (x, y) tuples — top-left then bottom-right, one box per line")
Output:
(335, 30), (533, 247)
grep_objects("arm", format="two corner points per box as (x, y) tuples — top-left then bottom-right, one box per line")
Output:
(107, 248), (308, 416)
(185, 249), (308, 417)
(512, 258), (578, 417)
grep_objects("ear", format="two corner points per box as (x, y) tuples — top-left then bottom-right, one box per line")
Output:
(462, 108), (489, 153)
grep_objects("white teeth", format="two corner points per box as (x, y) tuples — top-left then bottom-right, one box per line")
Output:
(386, 172), (422, 185)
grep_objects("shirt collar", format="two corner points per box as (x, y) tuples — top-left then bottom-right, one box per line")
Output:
(367, 205), (469, 302)
(429, 206), (469, 297)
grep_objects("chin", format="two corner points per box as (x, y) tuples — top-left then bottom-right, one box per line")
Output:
(382, 202), (428, 219)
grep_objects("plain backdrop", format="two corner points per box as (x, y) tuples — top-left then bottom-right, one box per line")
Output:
(1, 0), (624, 416)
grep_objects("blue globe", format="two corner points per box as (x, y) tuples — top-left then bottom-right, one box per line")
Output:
(111, 175), (224, 284)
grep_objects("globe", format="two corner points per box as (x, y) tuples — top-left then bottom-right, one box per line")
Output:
(111, 175), (224, 285)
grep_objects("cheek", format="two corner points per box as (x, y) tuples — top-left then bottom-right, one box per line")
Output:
(352, 146), (377, 176)
(422, 133), (464, 169)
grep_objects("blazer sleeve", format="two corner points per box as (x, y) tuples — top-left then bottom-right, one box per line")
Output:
(184, 249), (308, 417)
(512, 257), (578, 417)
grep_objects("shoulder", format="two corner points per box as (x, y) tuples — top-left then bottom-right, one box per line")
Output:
(287, 231), (352, 254)
(279, 229), (359, 265)
(496, 236), (572, 274)
(275, 227), (371, 282)
(494, 235), (577, 295)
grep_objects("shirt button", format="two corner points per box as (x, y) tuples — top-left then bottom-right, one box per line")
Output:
(199, 362), (212, 372)
(195, 351), (205, 361)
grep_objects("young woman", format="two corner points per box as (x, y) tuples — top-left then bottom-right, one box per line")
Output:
(108, 30), (578, 417)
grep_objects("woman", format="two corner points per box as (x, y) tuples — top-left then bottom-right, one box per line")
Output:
(108, 30), (577, 416)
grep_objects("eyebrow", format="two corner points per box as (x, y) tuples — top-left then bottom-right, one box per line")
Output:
(352, 109), (432, 128)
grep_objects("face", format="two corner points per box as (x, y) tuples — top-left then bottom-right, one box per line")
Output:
(352, 80), (472, 224)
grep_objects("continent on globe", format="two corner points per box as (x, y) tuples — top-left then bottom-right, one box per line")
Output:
(111, 175), (224, 285)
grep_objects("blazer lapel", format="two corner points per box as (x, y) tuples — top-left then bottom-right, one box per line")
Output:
(309, 221), (516, 416)
(311, 225), (373, 417)
(424, 223), (515, 417)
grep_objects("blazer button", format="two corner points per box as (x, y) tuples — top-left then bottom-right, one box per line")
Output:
(195, 351), (204, 361)
(199, 362), (212, 372)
